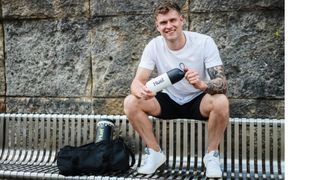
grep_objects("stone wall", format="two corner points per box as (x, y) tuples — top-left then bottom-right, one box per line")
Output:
(0, 0), (284, 118)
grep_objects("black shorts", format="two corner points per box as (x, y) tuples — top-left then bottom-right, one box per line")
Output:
(154, 92), (207, 120)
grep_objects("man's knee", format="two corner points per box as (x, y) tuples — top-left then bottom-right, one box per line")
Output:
(123, 95), (139, 116)
(210, 94), (229, 117)
(214, 94), (229, 108)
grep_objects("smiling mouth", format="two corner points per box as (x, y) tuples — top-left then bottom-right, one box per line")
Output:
(165, 29), (175, 34)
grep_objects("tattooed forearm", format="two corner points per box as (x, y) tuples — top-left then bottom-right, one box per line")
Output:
(204, 65), (227, 95)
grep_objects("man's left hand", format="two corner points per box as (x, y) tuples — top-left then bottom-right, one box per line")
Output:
(184, 68), (207, 91)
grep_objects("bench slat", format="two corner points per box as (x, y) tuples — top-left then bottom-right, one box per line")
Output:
(265, 118), (271, 178)
(272, 120), (279, 179)
(197, 122), (204, 172)
(234, 119), (240, 179)
(257, 119), (263, 178)
(168, 120), (174, 169)
(241, 118), (248, 178)
(281, 121), (285, 179)
(226, 119), (232, 179)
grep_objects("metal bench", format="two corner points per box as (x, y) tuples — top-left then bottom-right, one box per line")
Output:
(0, 113), (284, 179)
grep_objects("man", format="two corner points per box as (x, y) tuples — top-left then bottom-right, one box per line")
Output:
(123, 1), (229, 178)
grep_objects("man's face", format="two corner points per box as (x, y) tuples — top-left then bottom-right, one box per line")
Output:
(155, 9), (184, 42)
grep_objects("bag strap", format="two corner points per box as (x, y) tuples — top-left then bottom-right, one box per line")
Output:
(127, 146), (135, 167)
(117, 137), (136, 167)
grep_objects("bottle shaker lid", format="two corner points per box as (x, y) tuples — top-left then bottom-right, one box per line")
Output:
(98, 116), (115, 127)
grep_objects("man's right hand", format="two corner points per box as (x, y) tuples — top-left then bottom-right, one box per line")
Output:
(131, 80), (156, 100)
(130, 67), (155, 100)
(141, 86), (156, 100)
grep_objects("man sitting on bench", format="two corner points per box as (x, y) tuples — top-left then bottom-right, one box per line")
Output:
(123, 0), (229, 178)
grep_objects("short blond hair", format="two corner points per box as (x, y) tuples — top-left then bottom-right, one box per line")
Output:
(154, 0), (181, 20)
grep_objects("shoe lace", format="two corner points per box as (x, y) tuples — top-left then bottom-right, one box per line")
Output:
(206, 153), (220, 166)
(143, 148), (150, 164)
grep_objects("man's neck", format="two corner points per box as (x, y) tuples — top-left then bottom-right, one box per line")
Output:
(166, 32), (186, 51)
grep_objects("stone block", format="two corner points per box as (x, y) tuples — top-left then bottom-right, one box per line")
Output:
(91, 0), (188, 16)
(190, 11), (284, 98)
(0, 63), (4, 95)
(1, 0), (89, 19)
(4, 18), (91, 97)
(0, 25), (4, 96)
(91, 16), (158, 97)
(190, 0), (284, 12)
(0, 98), (5, 112)
(93, 98), (124, 115)
(6, 97), (93, 114)
(230, 99), (284, 119)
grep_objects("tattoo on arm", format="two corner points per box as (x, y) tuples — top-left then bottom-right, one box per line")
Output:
(204, 65), (227, 95)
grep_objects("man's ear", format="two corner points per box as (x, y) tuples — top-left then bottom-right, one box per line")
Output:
(155, 22), (160, 32)
(180, 15), (184, 23)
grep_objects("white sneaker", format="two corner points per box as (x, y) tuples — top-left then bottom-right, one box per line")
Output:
(203, 150), (222, 178)
(137, 147), (166, 174)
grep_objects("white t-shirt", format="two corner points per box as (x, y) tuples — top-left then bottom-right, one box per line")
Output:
(139, 31), (223, 105)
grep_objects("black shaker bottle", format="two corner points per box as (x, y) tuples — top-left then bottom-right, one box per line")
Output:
(95, 117), (115, 143)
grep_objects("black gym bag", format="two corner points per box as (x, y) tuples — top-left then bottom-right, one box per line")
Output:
(57, 138), (135, 176)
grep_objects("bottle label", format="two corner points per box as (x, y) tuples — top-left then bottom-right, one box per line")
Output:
(146, 73), (171, 93)
(95, 119), (114, 143)
(96, 128), (105, 142)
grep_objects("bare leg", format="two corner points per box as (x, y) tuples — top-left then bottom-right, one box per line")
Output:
(200, 94), (229, 151)
(123, 95), (162, 151)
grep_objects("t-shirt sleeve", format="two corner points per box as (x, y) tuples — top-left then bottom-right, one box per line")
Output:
(138, 40), (156, 70)
(203, 37), (223, 68)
